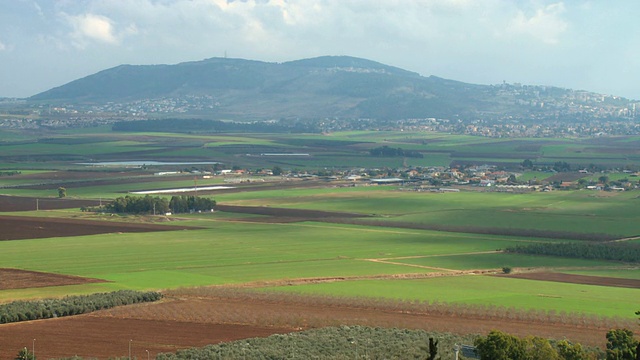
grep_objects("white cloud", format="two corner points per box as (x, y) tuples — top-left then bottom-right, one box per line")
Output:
(508, 2), (568, 44)
(65, 13), (119, 47)
(0, 40), (5, 51)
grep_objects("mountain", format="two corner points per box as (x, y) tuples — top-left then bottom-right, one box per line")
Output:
(29, 56), (637, 121)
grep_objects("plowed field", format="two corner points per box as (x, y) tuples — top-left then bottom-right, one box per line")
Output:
(0, 268), (105, 290)
(501, 272), (640, 289)
(0, 315), (293, 360)
(0, 215), (197, 241)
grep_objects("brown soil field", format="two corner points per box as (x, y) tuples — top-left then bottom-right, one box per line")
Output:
(0, 268), (105, 290)
(1, 293), (632, 359)
(0, 215), (198, 241)
(501, 271), (640, 289)
(0, 195), (101, 212)
(0, 315), (293, 360)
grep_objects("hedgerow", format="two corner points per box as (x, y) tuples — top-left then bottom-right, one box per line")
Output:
(505, 242), (640, 263)
(0, 290), (161, 324)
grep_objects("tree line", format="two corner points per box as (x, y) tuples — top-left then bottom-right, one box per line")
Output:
(505, 242), (640, 263)
(0, 290), (161, 324)
(369, 145), (424, 158)
(98, 195), (216, 214)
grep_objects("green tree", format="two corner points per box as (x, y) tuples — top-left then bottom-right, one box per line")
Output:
(272, 166), (283, 176)
(522, 159), (534, 169)
(606, 329), (638, 360)
(524, 336), (559, 360)
(57, 187), (66, 198)
(556, 339), (587, 360)
(475, 330), (527, 360)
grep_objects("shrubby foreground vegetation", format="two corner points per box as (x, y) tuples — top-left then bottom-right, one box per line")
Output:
(150, 326), (617, 360)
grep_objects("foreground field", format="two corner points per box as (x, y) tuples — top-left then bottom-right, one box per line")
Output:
(1, 289), (632, 359)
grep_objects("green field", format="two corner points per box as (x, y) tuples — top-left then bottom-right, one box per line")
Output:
(1, 128), (639, 321)
(264, 276), (638, 318)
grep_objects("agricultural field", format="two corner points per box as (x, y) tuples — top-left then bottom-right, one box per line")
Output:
(0, 127), (639, 358)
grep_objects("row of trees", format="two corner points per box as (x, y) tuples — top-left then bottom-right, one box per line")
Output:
(505, 242), (640, 263)
(0, 290), (161, 324)
(103, 195), (216, 214)
(369, 145), (424, 158)
(169, 195), (217, 214)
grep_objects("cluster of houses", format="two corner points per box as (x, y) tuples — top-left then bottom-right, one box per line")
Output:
(179, 164), (640, 192)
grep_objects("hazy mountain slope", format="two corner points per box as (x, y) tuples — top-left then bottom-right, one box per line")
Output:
(30, 56), (631, 121)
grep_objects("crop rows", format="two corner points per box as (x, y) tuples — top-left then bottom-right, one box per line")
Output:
(159, 287), (635, 330)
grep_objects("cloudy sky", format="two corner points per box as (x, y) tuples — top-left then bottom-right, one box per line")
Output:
(1, 0), (638, 99)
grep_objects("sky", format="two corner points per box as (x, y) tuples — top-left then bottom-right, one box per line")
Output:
(1, 0), (639, 99)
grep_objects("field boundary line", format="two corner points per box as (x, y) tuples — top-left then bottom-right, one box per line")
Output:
(364, 258), (456, 272)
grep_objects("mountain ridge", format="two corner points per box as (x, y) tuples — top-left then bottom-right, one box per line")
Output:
(29, 56), (638, 121)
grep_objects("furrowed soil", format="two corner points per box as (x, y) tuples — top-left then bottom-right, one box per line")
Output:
(0, 215), (198, 241)
(0, 315), (293, 360)
(0, 293), (632, 359)
(0, 268), (105, 290)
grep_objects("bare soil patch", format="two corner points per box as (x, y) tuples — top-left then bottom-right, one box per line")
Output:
(0, 268), (105, 291)
(499, 271), (640, 289)
(0, 215), (198, 241)
(0, 315), (293, 360)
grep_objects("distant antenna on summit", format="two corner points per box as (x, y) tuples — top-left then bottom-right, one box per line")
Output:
(224, 51), (227, 58)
